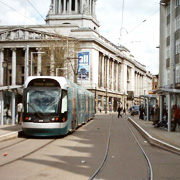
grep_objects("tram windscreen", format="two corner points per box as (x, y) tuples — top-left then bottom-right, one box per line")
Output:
(26, 88), (61, 114)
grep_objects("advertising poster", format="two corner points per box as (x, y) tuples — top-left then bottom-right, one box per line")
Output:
(78, 52), (89, 81)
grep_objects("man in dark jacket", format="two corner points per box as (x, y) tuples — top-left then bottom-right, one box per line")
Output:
(118, 106), (122, 118)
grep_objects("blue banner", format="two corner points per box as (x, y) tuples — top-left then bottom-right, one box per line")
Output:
(78, 52), (89, 81)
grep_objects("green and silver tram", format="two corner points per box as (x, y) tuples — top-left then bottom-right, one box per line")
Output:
(22, 76), (94, 137)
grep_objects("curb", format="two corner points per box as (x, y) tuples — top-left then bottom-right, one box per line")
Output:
(0, 130), (23, 142)
(128, 117), (180, 155)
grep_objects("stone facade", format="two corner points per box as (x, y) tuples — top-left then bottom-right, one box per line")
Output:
(0, 0), (152, 125)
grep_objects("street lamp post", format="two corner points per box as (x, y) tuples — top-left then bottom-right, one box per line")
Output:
(30, 52), (45, 76)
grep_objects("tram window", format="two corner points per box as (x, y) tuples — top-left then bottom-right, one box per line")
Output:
(61, 90), (67, 113)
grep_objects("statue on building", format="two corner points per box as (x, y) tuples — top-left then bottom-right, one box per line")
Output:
(83, 0), (89, 14)
(48, 4), (53, 15)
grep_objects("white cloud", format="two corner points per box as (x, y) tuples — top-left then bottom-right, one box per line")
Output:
(96, 0), (160, 75)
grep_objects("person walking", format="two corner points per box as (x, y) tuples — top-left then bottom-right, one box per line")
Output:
(123, 107), (126, 115)
(118, 106), (122, 118)
(17, 103), (23, 124)
(172, 104), (179, 131)
(152, 103), (160, 126)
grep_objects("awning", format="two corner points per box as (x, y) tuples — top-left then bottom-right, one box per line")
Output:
(153, 88), (180, 94)
(139, 94), (157, 99)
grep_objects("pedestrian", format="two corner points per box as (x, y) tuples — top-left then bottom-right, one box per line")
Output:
(17, 102), (23, 124)
(99, 106), (102, 113)
(131, 106), (135, 116)
(152, 103), (160, 126)
(6, 104), (11, 124)
(118, 106), (122, 118)
(172, 104), (179, 131)
(123, 107), (126, 115)
(139, 105), (144, 120)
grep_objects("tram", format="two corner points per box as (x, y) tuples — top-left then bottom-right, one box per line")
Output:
(22, 76), (94, 137)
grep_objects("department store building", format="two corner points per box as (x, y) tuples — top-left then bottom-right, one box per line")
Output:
(0, 0), (152, 125)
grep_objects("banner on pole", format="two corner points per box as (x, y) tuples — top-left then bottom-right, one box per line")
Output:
(78, 52), (89, 81)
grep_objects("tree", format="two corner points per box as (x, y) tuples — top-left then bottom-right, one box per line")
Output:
(39, 34), (80, 82)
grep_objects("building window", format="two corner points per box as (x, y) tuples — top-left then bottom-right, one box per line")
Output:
(176, 68), (180, 82)
(176, 5), (180, 18)
(167, 24), (170, 36)
(167, 14), (170, 25)
(166, 45), (170, 59)
(176, 0), (180, 7)
(166, 36), (170, 46)
(166, 58), (170, 68)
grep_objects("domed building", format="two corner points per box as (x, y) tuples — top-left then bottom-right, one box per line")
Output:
(0, 0), (152, 125)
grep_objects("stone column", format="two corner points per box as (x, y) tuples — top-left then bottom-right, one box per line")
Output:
(135, 72), (138, 96)
(68, 0), (72, 13)
(139, 74), (141, 95)
(24, 46), (29, 83)
(118, 63), (121, 92)
(137, 74), (139, 96)
(63, 0), (66, 13)
(141, 75), (144, 95)
(50, 49), (55, 76)
(101, 54), (105, 88)
(122, 63), (127, 93)
(37, 49), (42, 76)
(167, 93), (172, 132)
(159, 95), (163, 123)
(107, 57), (110, 89)
(75, 0), (78, 13)
(11, 91), (16, 125)
(89, 0), (92, 14)
(59, 0), (62, 13)
(131, 68), (134, 91)
(98, 55), (102, 87)
(53, 0), (56, 14)
(80, 0), (83, 13)
(146, 97), (150, 121)
(0, 49), (4, 86)
(112, 60), (114, 90)
(116, 62), (118, 91)
(93, 0), (96, 16)
(12, 49), (16, 86)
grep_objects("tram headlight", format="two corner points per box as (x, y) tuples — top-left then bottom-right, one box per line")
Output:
(50, 117), (59, 122)
(25, 117), (32, 121)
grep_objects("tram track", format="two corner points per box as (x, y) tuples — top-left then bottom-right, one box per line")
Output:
(88, 115), (114, 180)
(0, 138), (57, 167)
(89, 114), (153, 180)
(124, 117), (153, 180)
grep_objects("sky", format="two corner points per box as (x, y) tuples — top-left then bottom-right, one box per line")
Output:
(0, 0), (160, 75)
